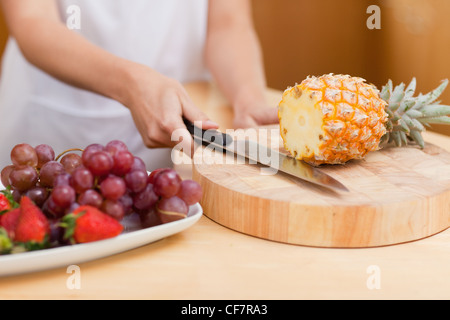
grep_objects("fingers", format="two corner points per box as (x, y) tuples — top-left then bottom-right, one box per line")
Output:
(232, 106), (279, 129)
(159, 93), (213, 157)
(257, 107), (279, 125)
(170, 125), (196, 158)
(146, 114), (196, 157)
(134, 79), (218, 159)
(181, 94), (219, 130)
(233, 115), (257, 129)
(160, 102), (195, 154)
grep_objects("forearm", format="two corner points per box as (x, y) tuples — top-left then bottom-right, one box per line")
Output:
(205, 13), (267, 111)
(7, 16), (137, 107)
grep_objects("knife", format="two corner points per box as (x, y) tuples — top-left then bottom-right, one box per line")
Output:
(183, 118), (349, 193)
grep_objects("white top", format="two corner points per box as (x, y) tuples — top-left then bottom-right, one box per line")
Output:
(0, 0), (210, 170)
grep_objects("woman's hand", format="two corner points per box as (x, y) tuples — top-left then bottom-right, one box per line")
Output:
(231, 92), (279, 129)
(232, 104), (279, 129)
(122, 64), (219, 156)
(204, 0), (278, 130)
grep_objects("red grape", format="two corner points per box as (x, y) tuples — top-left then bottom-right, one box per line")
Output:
(105, 140), (128, 157)
(49, 219), (68, 246)
(43, 196), (65, 219)
(153, 169), (181, 198)
(100, 176), (126, 201)
(12, 189), (21, 203)
(51, 185), (76, 208)
(101, 199), (125, 221)
(133, 183), (159, 211)
(111, 151), (134, 176)
(85, 151), (114, 176)
(124, 170), (148, 193)
(130, 156), (146, 173)
(10, 143), (38, 167)
(147, 168), (169, 184)
(139, 208), (162, 228)
(118, 193), (134, 215)
(53, 172), (71, 187)
(60, 153), (82, 174)
(71, 166), (94, 193)
(25, 186), (48, 207)
(177, 180), (202, 206)
(1, 165), (14, 187)
(81, 143), (105, 165)
(156, 196), (188, 223)
(67, 202), (80, 214)
(78, 189), (103, 208)
(35, 144), (55, 168)
(39, 161), (65, 187)
(9, 165), (38, 191)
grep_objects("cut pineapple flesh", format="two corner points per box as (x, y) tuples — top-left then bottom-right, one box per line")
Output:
(278, 74), (388, 166)
(278, 86), (325, 160)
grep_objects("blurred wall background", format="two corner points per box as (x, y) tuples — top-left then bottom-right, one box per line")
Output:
(1, 1), (450, 135)
(0, 6), (7, 75)
(252, 0), (383, 89)
(251, 0), (450, 135)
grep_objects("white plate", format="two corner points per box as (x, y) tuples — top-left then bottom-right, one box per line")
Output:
(0, 184), (203, 277)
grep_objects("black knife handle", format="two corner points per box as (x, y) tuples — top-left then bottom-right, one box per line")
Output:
(183, 117), (233, 148)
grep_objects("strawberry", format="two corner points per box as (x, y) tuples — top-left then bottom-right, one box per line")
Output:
(0, 193), (11, 213)
(62, 205), (123, 244)
(0, 208), (20, 239)
(14, 196), (50, 244)
(0, 188), (19, 216)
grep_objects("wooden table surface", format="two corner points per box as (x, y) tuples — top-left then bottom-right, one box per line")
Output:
(1, 82), (450, 300)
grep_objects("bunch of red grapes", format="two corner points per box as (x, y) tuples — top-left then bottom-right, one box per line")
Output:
(1, 141), (202, 229)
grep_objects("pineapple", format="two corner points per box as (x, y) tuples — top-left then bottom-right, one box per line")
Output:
(278, 73), (450, 166)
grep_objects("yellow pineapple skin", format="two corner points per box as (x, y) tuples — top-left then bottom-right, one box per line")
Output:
(278, 74), (388, 166)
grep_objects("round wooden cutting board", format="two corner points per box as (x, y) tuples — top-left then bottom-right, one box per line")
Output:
(192, 125), (450, 248)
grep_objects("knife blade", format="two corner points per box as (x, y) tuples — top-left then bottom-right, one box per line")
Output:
(183, 118), (349, 193)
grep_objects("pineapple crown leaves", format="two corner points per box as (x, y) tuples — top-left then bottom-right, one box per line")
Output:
(380, 78), (450, 148)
